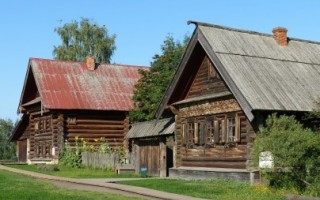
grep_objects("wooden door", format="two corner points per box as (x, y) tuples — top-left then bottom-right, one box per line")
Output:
(19, 139), (27, 162)
(139, 140), (160, 176)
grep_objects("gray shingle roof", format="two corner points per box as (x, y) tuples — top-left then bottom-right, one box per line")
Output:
(198, 24), (320, 113)
(126, 118), (174, 139)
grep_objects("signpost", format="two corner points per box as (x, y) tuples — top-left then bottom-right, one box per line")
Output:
(259, 151), (274, 169)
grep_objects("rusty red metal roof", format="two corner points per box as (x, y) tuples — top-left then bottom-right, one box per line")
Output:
(20, 58), (149, 111)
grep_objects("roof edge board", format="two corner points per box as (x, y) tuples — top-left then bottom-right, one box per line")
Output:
(17, 59), (33, 114)
(155, 28), (200, 119)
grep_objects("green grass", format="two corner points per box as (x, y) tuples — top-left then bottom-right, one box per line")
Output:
(6, 164), (140, 178)
(0, 170), (142, 200)
(120, 179), (287, 200)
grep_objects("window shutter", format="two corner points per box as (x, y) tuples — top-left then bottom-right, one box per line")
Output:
(221, 119), (226, 143)
(188, 123), (193, 144)
(182, 124), (186, 145)
(214, 120), (219, 144)
(235, 114), (240, 142)
(194, 122), (199, 144)
(199, 122), (205, 145)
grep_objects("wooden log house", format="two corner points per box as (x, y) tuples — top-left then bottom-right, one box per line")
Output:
(156, 21), (320, 181)
(11, 57), (148, 164)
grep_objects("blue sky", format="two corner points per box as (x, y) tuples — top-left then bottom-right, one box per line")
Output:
(1, 0), (320, 121)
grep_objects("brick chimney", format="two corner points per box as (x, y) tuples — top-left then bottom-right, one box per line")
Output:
(86, 56), (95, 70)
(272, 27), (288, 46)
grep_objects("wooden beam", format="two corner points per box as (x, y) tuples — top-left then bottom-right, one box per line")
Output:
(159, 138), (167, 178)
(166, 105), (179, 115)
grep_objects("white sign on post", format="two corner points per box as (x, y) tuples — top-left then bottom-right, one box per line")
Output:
(259, 151), (274, 169)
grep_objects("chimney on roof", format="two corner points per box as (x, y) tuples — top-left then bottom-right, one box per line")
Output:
(86, 56), (95, 70)
(272, 27), (288, 46)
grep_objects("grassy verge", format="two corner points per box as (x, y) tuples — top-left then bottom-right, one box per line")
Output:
(0, 170), (142, 200)
(120, 179), (287, 200)
(5, 164), (140, 178)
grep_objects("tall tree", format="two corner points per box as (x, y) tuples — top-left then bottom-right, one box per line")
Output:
(0, 118), (16, 160)
(53, 18), (116, 63)
(129, 35), (189, 122)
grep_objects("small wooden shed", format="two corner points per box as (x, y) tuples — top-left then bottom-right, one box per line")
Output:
(126, 118), (175, 177)
(11, 57), (148, 164)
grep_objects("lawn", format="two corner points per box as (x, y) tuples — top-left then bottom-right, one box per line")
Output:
(4, 164), (289, 200)
(120, 179), (287, 200)
(6, 164), (140, 178)
(0, 170), (142, 200)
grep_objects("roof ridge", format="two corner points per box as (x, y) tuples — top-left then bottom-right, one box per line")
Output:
(131, 117), (173, 125)
(188, 20), (272, 37)
(188, 20), (320, 45)
(30, 57), (150, 68)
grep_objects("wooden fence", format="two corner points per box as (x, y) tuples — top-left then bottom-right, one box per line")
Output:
(81, 152), (134, 170)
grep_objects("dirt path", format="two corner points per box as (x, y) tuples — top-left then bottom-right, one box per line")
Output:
(46, 179), (160, 200)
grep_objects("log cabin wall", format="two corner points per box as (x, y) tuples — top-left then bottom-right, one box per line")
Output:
(173, 54), (256, 169)
(175, 96), (254, 169)
(26, 110), (128, 162)
(64, 111), (128, 148)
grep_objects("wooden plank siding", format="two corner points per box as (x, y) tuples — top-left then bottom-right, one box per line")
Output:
(18, 139), (27, 162)
(186, 55), (228, 99)
(139, 140), (160, 176)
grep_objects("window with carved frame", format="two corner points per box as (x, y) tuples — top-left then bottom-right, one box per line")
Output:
(34, 116), (52, 133)
(181, 113), (241, 148)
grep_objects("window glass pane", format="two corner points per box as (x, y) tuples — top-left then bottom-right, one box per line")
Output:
(228, 118), (236, 142)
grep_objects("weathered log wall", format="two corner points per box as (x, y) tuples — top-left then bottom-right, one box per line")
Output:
(27, 110), (129, 162)
(176, 109), (251, 169)
(64, 112), (128, 147)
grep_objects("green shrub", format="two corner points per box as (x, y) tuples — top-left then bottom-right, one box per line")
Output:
(252, 114), (320, 195)
(59, 140), (82, 168)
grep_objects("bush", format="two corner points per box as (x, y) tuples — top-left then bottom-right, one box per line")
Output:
(252, 114), (320, 195)
(59, 140), (82, 168)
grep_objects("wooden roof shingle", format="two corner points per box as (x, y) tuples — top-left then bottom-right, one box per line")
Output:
(126, 118), (174, 139)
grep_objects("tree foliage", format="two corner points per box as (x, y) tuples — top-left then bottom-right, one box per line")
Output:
(0, 118), (16, 160)
(129, 35), (189, 122)
(53, 18), (116, 63)
(252, 114), (320, 195)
